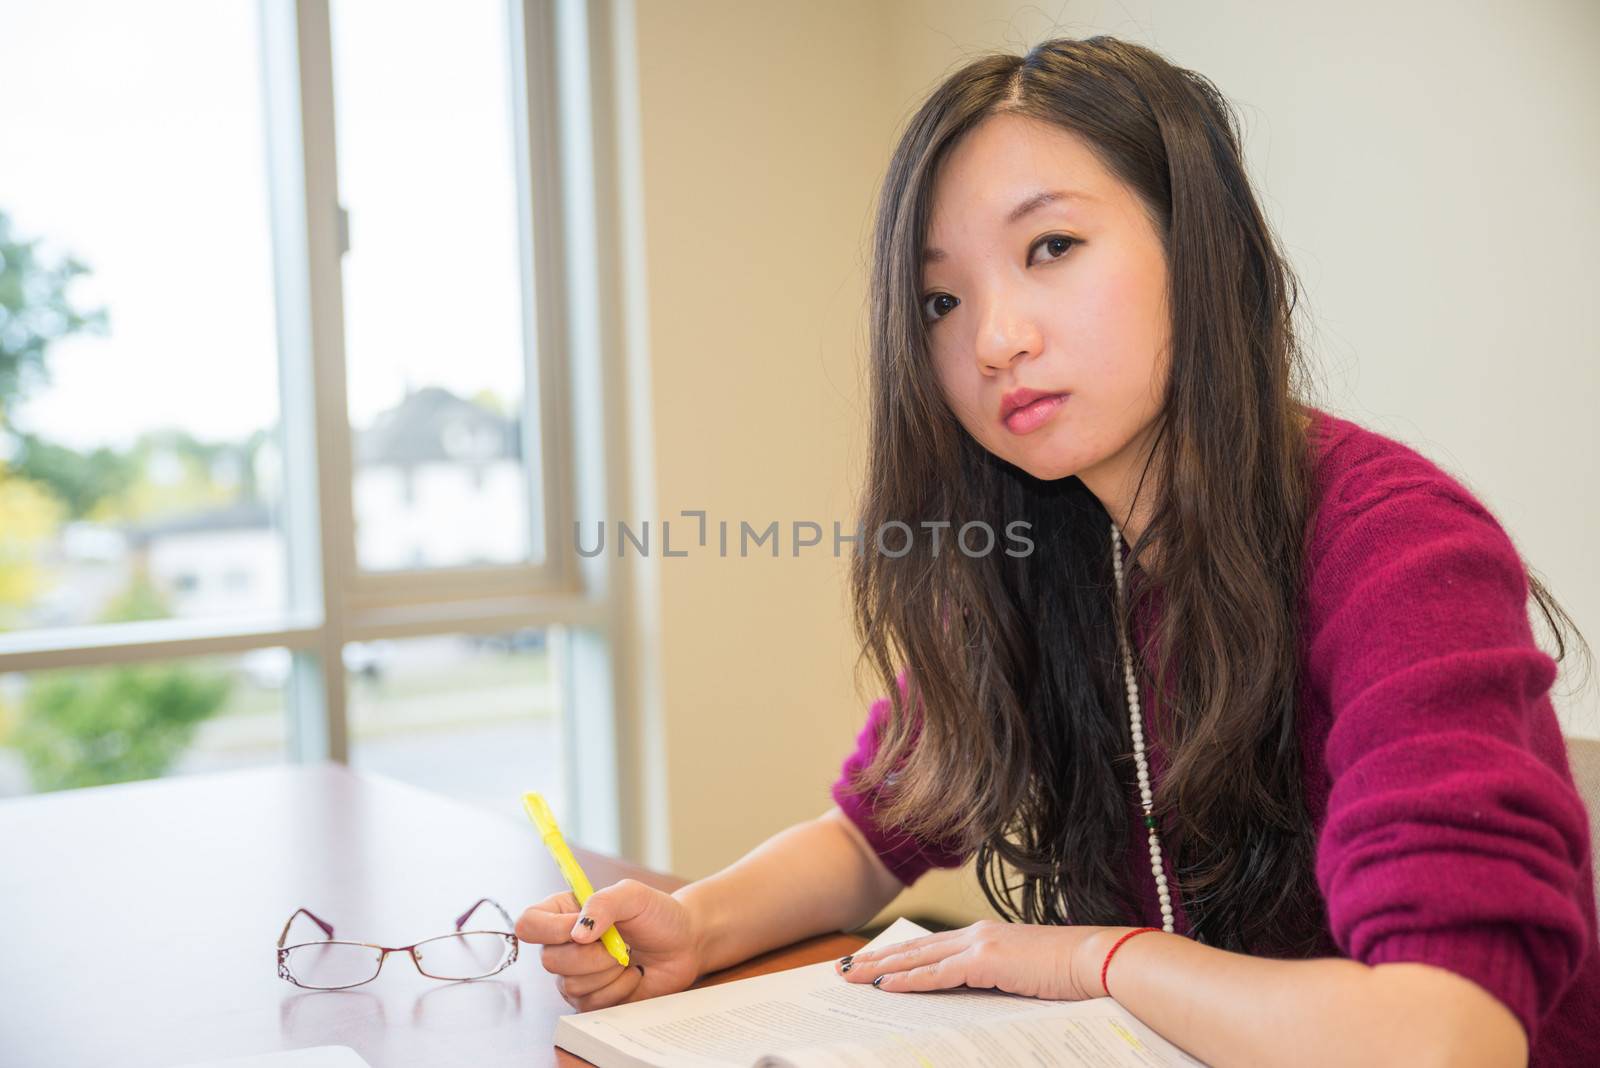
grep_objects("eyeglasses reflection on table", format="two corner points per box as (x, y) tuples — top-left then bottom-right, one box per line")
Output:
(276, 898), (519, 990)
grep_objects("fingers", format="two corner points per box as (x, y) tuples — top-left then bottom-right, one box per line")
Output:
(842, 929), (962, 962)
(515, 890), (582, 945)
(567, 878), (653, 946)
(873, 953), (969, 992)
(565, 963), (645, 1012)
(559, 962), (629, 1000)
(539, 890), (582, 914)
(540, 938), (623, 976)
(839, 930), (966, 982)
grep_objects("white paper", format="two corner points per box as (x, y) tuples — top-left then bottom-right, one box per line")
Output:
(555, 917), (1205, 1068)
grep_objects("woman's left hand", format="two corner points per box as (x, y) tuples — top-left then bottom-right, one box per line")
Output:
(835, 919), (1121, 1000)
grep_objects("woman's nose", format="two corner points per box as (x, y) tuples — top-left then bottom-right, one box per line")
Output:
(972, 295), (1043, 372)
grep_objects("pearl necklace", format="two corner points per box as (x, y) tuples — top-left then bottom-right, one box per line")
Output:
(1110, 521), (1176, 934)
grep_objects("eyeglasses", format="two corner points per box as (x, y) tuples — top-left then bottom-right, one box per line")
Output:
(276, 898), (519, 990)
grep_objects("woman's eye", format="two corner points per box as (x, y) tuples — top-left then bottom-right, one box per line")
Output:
(1028, 234), (1078, 266)
(922, 292), (959, 323)
(920, 238), (1073, 323)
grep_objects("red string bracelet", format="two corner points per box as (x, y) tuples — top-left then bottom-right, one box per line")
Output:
(1099, 926), (1160, 997)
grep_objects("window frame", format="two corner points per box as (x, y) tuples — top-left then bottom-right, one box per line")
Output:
(0, 0), (634, 854)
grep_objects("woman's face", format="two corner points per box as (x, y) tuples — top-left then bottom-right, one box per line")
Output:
(921, 112), (1171, 494)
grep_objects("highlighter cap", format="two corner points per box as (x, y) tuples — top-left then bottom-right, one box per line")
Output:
(522, 791), (561, 839)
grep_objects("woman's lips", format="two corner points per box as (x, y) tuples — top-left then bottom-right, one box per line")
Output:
(1003, 393), (1069, 434)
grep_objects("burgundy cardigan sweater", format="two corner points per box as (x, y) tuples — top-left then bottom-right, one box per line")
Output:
(832, 408), (1598, 1065)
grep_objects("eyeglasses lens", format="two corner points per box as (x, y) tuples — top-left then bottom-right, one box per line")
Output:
(283, 942), (384, 989)
(413, 932), (514, 980)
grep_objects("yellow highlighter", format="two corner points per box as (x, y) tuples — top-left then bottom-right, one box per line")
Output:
(521, 791), (631, 968)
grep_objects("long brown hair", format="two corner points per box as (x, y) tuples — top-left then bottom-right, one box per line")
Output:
(845, 35), (1591, 955)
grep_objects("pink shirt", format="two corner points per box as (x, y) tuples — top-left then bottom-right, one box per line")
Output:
(832, 407), (1598, 1065)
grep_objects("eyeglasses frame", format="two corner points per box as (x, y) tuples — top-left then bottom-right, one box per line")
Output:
(276, 897), (519, 990)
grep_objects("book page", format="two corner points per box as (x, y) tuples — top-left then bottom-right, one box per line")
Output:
(759, 1000), (1204, 1067)
(555, 918), (1205, 1068)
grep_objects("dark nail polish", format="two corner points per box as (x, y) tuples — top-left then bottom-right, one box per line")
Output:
(579, 916), (595, 929)
(872, 975), (885, 988)
(839, 955), (854, 968)
(840, 962), (853, 974)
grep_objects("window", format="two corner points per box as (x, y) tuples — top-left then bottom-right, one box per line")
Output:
(0, 0), (623, 845)
(0, 651), (289, 795)
(347, 629), (560, 822)
(0, 0), (289, 633)
(330, 0), (540, 573)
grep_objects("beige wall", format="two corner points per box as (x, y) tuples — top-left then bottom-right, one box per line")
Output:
(621, 0), (1600, 927)
(626, 0), (895, 882)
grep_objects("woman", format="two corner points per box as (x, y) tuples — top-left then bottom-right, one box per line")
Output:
(517, 36), (1597, 1067)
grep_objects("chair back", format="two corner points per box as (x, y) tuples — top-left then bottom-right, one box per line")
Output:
(1567, 736), (1600, 915)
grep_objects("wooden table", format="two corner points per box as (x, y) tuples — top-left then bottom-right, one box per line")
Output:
(0, 763), (865, 1067)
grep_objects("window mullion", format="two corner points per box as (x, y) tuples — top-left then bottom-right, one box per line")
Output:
(262, 0), (354, 763)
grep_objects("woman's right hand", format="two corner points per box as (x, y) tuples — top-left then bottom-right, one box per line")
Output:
(515, 879), (704, 1010)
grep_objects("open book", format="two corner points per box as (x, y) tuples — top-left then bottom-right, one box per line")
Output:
(555, 918), (1207, 1067)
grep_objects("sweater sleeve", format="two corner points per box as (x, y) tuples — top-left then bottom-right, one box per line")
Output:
(1307, 476), (1594, 1046)
(831, 669), (971, 885)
